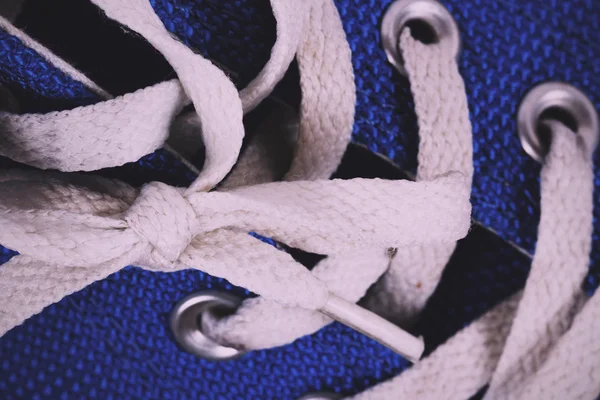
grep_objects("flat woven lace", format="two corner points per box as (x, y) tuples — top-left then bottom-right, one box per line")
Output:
(0, 1), (598, 399)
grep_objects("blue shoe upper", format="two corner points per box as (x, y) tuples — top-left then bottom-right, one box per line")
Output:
(0, 0), (598, 398)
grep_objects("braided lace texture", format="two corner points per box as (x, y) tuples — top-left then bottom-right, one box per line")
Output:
(0, 0), (469, 362)
(0, 0), (598, 398)
(364, 30), (473, 326)
(351, 124), (599, 400)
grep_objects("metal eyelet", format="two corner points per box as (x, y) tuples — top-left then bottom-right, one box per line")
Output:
(170, 291), (246, 360)
(517, 82), (599, 163)
(381, 0), (460, 76)
(297, 392), (342, 400)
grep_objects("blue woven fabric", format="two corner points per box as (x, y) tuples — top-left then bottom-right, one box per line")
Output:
(0, 0), (598, 398)
(338, 0), (600, 292)
(0, 28), (98, 112)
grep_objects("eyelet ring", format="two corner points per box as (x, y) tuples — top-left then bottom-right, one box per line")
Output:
(518, 82), (599, 163)
(297, 392), (342, 400)
(381, 0), (460, 76)
(170, 291), (245, 360)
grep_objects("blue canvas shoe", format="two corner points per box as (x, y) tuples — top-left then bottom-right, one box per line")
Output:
(0, 0), (599, 399)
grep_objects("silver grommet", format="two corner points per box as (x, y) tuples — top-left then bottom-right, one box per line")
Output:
(170, 291), (245, 360)
(381, 0), (460, 76)
(297, 392), (342, 400)
(517, 82), (599, 163)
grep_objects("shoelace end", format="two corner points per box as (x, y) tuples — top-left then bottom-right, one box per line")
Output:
(320, 294), (425, 363)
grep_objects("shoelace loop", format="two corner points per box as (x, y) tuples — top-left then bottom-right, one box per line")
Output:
(7, 1), (598, 399)
(0, 0), (475, 365)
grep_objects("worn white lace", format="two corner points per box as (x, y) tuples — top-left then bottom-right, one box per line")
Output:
(0, 0), (598, 399)
(0, 0), (472, 363)
(352, 122), (600, 400)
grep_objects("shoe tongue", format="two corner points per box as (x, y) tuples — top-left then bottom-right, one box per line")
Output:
(219, 99), (299, 189)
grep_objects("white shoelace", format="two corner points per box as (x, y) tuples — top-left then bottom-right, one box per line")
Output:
(352, 122), (599, 400)
(0, 1), (598, 399)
